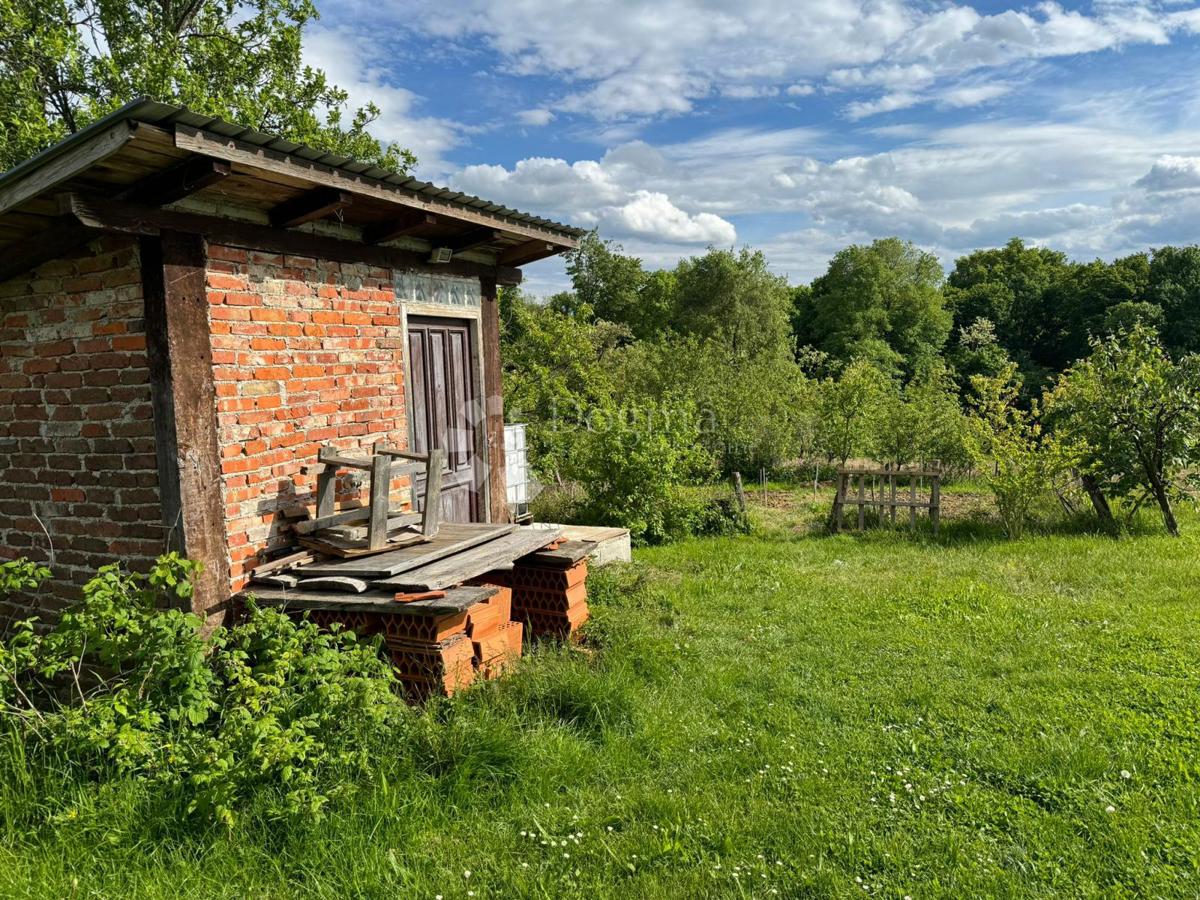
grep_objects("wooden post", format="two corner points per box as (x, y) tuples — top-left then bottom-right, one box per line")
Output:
(480, 275), (508, 523)
(834, 471), (845, 532)
(930, 471), (941, 537)
(314, 465), (337, 519)
(857, 473), (865, 530)
(889, 469), (897, 525)
(732, 471), (747, 520)
(142, 232), (231, 626)
(367, 453), (391, 550)
(909, 474), (917, 532)
(421, 449), (445, 536)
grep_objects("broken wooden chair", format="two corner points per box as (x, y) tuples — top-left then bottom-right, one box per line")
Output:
(293, 443), (446, 556)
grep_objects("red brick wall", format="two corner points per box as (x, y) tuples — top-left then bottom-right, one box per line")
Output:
(0, 237), (169, 621)
(205, 245), (408, 589)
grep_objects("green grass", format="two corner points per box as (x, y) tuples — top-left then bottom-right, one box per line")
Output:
(3, 494), (1199, 898)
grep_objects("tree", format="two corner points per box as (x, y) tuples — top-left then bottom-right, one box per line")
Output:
(1148, 245), (1200, 358)
(672, 247), (793, 361)
(965, 364), (1084, 539)
(814, 360), (889, 466)
(0, 0), (413, 172)
(801, 238), (951, 378)
(560, 232), (675, 341)
(1045, 325), (1200, 536)
(946, 238), (1070, 354)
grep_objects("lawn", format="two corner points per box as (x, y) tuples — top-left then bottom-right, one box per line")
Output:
(2, 491), (1199, 898)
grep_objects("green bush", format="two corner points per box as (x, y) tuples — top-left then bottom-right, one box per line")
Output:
(566, 400), (717, 545)
(1, 555), (406, 827)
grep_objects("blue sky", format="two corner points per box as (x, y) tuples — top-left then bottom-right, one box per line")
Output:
(305, 0), (1200, 296)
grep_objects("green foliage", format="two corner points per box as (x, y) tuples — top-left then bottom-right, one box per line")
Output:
(565, 400), (717, 545)
(0, 558), (50, 596)
(2, 555), (405, 827)
(0, 0), (413, 172)
(563, 232), (675, 341)
(813, 359), (890, 465)
(672, 247), (793, 361)
(965, 365), (1084, 538)
(1046, 325), (1200, 536)
(800, 238), (951, 378)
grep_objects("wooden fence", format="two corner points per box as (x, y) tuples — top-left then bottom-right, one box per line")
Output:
(831, 465), (941, 535)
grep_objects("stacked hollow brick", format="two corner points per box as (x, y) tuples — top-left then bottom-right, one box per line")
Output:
(302, 586), (522, 700)
(475, 542), (592, 640)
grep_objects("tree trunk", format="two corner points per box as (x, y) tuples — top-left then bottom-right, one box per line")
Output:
(1079, 472), (1115, 531)
(1148, 471), (1179, 537)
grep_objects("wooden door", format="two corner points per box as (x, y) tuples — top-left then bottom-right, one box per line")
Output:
(407, 317), (482, 522)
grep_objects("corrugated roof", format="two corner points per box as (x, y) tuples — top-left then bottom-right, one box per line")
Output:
(0, 97), (585, 239)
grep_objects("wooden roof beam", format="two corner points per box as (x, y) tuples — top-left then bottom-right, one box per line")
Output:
(119, 155), (231, 207)
(364, 210), (440, 244)
(269, 187), (353, 228)
(438, 227), (505, 255)
(498, 239), (560, 267)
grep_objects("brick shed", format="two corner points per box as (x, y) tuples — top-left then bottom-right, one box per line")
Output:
(0, 99), (580, 625)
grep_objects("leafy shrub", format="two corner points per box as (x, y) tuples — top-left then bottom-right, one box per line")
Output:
(1, 555), (406, 826)
(965, 365), (1085, 538)
(566, 399), (717, 545)
(0, 558), (50, 597)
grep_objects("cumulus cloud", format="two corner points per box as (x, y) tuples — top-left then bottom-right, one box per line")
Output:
(604, 192), (737, 244)
(1134, 155), (1200, 191)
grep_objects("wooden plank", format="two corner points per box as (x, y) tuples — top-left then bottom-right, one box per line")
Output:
(296, 576), (369, 594)
(480, 276), (508, 522)
(120, 155), (231, 207)
(299, 522), (517, 578)
(244, 584), (499, 616)
(174, 124), (578, 249)
(374, 527), (563, 593)
(0, 119), (136, 215)
(270, 187), (352, 228)
(518, 539), (596, 568)
(60, 193), (526, 286)
(293, 506), (415, 535)
(298, 528), (429, 559)
(249, 548), (313, 575)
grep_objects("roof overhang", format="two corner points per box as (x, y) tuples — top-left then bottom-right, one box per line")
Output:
(0, 99), (582, 285)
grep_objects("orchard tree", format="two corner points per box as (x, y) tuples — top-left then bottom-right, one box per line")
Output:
(1046, 325), (1200, 536)
(0, 0), (413, 171)
(800, 238), (951, 378)
(815, 359), (889, 466)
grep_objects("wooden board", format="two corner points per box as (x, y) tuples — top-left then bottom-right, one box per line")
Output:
(372, 527), (563, 593)
(242, 584), (498, 616)
(297, 528), (430, 559)
(518, 540), (597, 568)
(298, 522), (517, 579)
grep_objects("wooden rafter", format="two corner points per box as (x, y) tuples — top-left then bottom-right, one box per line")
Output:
(269, 187), (353, 228)
(498, 239), (559, 267)
(439, 227), (504, 255)
(364, 211), (440, 244)
(58, 192), (525, 285)
(120, 155), (231, 207)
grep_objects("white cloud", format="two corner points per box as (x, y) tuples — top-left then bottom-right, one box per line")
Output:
(1134, 155), (1200, 191)
(517, 108), (555, 126)
(302, 26), (463, 175)
(334, 0), (1200, 122)
(604, 191), (737, 244)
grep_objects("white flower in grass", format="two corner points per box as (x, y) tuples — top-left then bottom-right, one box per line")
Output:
(1121, 770), (1132, 779)
(1106, 805), (1116, 813)
(463, 870), (471, 879)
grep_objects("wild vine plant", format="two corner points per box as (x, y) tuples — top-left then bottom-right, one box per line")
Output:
(0, 554), (407, 827)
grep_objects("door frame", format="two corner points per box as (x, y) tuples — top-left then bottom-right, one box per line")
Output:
(399, 297), (491, 522)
